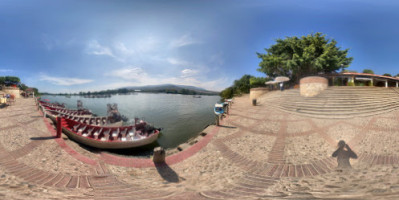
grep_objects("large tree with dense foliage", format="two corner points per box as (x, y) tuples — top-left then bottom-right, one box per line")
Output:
(257, 33), (353, 83)
(383, 73), (392, 77)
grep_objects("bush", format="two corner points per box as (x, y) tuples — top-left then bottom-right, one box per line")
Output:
(249, 77), (269, 88)
(220, 87), (234, 100)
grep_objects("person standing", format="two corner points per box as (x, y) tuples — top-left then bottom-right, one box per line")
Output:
(280, 82), (284, 91)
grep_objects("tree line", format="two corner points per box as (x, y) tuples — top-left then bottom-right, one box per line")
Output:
(0, 76), (39, 95)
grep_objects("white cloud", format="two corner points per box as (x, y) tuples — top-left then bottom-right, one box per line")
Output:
(86, 40), (114, 57)
(136, 37), (159, 52)
(40, 74), (93, 86)
(181, 69), (198, 78)
(170, 34), (200, 48)
(167, 58), (190, 66)
(107, 67), (148, 80)
(114, 42), (134, 55)
(0, 69), (13, 73)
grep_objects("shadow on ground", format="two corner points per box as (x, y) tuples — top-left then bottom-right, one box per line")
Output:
(218, 125), (236, 129)
(155, 162), (180, 183)
(30, 136), (57, 140)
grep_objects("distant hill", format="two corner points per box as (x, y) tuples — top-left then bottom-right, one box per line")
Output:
(122, 84), (219, 95)
(44, 84), (220, 96)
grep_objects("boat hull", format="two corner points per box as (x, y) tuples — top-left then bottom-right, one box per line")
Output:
(62, 126), (159, 149)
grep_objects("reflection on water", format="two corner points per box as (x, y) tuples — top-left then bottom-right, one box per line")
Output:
(41, 93), (220, 148)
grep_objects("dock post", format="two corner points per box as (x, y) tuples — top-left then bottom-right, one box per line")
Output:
(153, 147), (165, 163)
(215, 115), (220, 126)
(56, 117), (62, 138)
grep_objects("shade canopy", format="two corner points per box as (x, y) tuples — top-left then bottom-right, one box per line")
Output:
(265, 76), (290, 85)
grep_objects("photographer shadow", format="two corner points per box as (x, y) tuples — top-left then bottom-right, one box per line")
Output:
(332, 140), (358, 170)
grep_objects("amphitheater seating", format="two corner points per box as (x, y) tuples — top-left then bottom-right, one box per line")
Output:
(259, 86), (399, 118)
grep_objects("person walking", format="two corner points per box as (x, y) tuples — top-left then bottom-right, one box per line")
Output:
(279, 82), (284, 91)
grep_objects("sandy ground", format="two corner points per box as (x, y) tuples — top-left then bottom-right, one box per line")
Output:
(1, 92), (399, 199)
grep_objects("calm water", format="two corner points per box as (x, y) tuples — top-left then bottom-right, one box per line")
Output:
(41, 93), (220, 149)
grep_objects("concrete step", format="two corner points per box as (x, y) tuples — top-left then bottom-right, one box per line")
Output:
(280, 102), (399, 112)
(273, 105), (399, 119)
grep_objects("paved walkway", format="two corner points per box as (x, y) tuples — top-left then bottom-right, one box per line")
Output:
(1, 94), (399, 199)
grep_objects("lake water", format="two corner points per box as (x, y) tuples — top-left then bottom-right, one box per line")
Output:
(41, 93), (220, 149)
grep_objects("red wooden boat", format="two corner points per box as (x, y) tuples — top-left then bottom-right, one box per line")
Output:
(42, 105), (92, 117)
(38, 100), (65, 109)
(44, 109), (123, 127)
(61, 118), (160, 149)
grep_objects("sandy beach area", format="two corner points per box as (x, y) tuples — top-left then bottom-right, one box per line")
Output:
(1, 93), (399, 199)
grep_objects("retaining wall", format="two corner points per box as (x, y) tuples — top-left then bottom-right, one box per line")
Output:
(250, 87), (268, 101)
(300, 76), (328, 97)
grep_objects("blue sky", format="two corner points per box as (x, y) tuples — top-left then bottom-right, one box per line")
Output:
(1, 0), (399, 93)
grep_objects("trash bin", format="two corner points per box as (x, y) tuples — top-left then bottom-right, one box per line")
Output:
(252, 99), (256, 106)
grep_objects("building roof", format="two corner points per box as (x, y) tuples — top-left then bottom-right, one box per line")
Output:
(325, 72), (399, 81)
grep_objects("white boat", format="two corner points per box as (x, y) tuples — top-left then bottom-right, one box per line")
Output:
(214, 103), (224, 115)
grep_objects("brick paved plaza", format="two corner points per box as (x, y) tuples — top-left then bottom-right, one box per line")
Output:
(1, 89), (399, 199)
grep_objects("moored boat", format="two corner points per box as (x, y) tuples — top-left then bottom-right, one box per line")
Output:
(214, 103), (224, 115)
(61, 117), (160, 149)
(38, 100), (65, 109)
(44, 109), (123, 127)
(42, 105), (93, 117)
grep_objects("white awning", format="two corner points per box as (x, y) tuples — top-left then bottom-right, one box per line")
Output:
(355, 77), (372, 81)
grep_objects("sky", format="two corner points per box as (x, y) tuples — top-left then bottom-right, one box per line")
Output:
(1, 0), (399, 93)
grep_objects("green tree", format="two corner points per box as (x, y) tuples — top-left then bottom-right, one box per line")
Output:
(233, 74), (253, 94)
(362, 69), (374, 74)
(0, 77), (5, 85)
(220, 87), (234, 100)
(257, 32), (353, 83)
(249, 77), (270, 88)
(396, 73), (399, 77)
(5, 76), (20, 83)
(383, 73), (392, 77)
(32, 88), (39, 96)
(342, 69), (357, 73)
(19, 83), (28, 91)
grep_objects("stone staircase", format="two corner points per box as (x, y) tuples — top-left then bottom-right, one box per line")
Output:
(259, 87), (399, 119)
